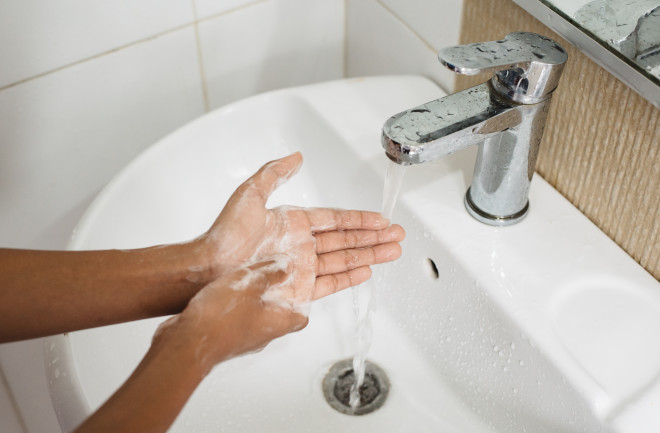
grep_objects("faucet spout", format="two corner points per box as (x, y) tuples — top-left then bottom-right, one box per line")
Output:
(380, 32), (566, 226)
(382, 82), (521, 165)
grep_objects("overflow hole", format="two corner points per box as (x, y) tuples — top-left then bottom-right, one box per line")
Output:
(427, 258), (439, 279)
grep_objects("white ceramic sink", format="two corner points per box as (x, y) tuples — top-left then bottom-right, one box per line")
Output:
(44, 76), (660, 433)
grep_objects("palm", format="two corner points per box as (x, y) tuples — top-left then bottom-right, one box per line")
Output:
(201, 153), (405, 302)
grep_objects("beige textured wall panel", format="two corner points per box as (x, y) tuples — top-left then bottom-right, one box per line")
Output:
(458, 0), (660, 280)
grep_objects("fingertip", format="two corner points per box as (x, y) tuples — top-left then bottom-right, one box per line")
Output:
(375, 242), (402, 263)
(390, 223), (406, 241)
(388, 242), (403, 261)
(245, 153), (304, 203)
(361, 211), (390, 230)
(274, 152), (303, 184)
(350, 266), (372, 287)
(376, 213), (390, 229)
(280, 152), (303, 173)
(288, 151), (303, 164)
(361, 265), (373, 280)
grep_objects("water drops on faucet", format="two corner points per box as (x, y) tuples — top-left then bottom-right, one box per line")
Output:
(382, 32), (567, 226)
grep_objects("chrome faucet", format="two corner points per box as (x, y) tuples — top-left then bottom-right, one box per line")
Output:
(382, 32), (568, 226)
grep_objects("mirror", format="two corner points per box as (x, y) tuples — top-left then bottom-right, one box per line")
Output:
(513, 0), (660, 108)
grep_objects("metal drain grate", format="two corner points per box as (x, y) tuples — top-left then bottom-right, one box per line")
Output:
(322, 359), (390, 416)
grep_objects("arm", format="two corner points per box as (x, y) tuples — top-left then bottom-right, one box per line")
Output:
(73, 261), (307, 433)
(0, 243), (209, 342)
(69, 153), (406, 433)
(70, 317), (208, 433)
(0, 152), (405, 342)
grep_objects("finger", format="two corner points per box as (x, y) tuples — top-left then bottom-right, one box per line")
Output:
(314, 224), (405, 254)
(316, 242), (402, 276)
(313, 267), (372, 300)
(236, 153), (303, 206)
(304, 208), (390, 232)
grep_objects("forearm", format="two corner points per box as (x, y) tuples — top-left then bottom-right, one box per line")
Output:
(0, 242), (212, 342)
(73, 320), (210, 433)
(72, 259), (303, 433)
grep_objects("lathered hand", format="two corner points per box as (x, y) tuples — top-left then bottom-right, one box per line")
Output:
(195, 152), (405, 300)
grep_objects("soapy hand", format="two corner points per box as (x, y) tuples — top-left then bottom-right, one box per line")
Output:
(195, 152), (405, 301)
(68, 153), (406, 433)
(157, 258), (309, 370)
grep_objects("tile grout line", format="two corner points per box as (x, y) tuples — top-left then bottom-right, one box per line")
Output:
(190, 0), (272, 111)
(0, 22), (195, 94)
(196, 0), (270, 26)
(374, 0), (437, 53)
(0, 363), (29, 433)
(343, 0), (349, 78)
(191, 0), (211, 112)
(0, 0), (272, 98)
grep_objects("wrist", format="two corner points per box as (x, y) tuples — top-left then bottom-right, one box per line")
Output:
(190, 234), (228, 283)
(176, 238), (217, 286)
(150, 315), (216, 379)
(122, 241), (217, 319)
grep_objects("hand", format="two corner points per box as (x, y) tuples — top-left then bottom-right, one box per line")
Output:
(156, 258), (310, 371)
(193, 152), (405, 300)
(75, 260), (303, 433)
(70, 153), (406, 433)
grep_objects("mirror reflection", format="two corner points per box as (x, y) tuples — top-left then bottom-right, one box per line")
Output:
(543, 0), (660, 80)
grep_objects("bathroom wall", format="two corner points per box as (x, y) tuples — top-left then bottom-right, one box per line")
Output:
(0, 0), (343, 253)
(456, 0), (659, 281)
(0, 1), (343, 432)
(345, 0), (464, 94)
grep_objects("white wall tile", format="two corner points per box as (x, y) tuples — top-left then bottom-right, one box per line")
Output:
(347, 0), (457, 93)
(194, 0), (263, 20)
(198, 0), (344, 109)
(379, 0), (463, 50)
(0, 0), (194, 88)
(0, 27), (206, 249)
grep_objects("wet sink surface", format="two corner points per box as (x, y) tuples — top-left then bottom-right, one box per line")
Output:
(44, 76), (660, 433)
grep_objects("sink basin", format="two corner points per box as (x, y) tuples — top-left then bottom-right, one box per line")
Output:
(44, 76), (660, 433)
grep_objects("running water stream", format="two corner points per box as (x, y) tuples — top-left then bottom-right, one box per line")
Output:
(349, 161), (407, 409)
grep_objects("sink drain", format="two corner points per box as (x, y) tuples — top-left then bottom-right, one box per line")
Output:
(322, 359), (390, 416)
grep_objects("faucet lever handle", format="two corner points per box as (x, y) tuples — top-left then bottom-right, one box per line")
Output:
(438, 32), (568, 103)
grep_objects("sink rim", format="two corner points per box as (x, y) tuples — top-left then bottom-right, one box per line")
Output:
(43, 75), (660, 433)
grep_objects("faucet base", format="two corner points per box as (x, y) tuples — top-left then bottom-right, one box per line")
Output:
(464, 187), (529, 226)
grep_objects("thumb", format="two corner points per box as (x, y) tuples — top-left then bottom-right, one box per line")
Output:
(240, 152), (303, 206)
